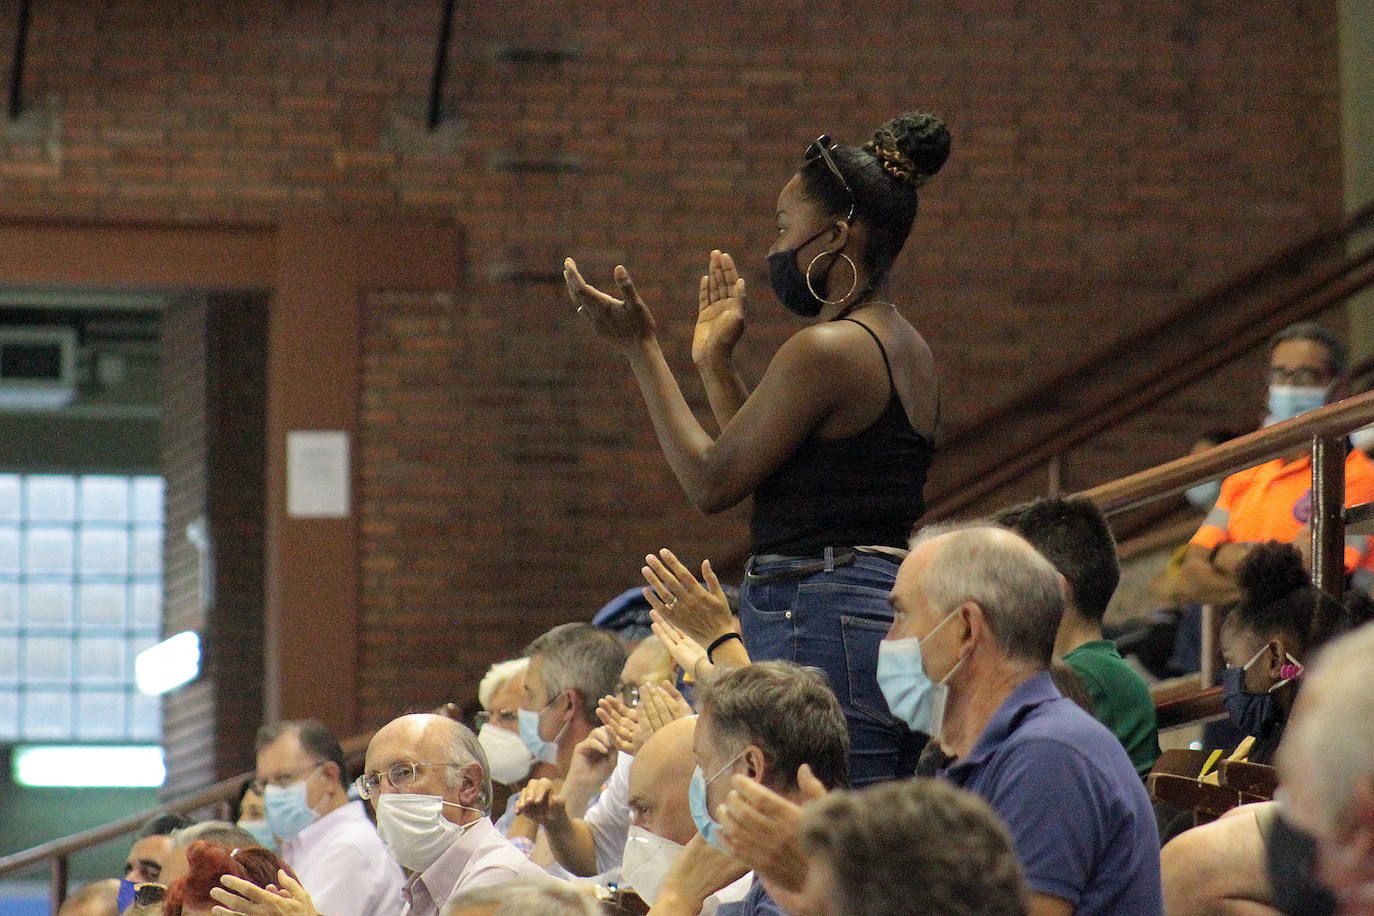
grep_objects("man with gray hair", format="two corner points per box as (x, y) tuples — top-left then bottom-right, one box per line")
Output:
(881, 525), (1162, 916)
(1276, 621), (1374, 913)
(359, 713), (544, 916)
(516, 623), (626, 776)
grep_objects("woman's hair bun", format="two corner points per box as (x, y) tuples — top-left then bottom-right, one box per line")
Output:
(864, 110), (951, 189)
(1236, 541), (1310, 607)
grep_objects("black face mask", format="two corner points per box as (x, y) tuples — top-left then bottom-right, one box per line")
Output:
(766, 226), (836, 317)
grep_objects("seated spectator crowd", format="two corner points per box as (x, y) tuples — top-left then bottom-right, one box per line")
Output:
(66, 321), (1374, 916)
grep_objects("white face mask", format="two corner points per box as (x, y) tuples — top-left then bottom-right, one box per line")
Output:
(375, 793), (478, 872)
(620, 825), (684, 905)
(478, 723), (534, 785)
(1351, 424), (1374, 452)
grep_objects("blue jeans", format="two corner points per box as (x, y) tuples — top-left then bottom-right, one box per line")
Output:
(739, 549), (925, 786)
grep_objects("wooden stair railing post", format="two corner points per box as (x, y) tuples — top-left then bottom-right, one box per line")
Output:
(1199, 606), (1217, 692)
(1312, 433), (1347, 600)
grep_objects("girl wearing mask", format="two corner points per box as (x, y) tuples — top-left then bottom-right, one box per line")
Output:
(1218, 541), (1365, 763)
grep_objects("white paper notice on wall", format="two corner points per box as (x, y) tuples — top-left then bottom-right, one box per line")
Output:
(286, 430), (351, 519)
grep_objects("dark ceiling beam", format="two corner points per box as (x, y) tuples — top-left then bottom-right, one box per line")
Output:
(427, 0), (456, 131)
(8, 0), (32, 120)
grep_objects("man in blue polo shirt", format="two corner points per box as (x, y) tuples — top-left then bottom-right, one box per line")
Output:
(880, 525), (1162, 916)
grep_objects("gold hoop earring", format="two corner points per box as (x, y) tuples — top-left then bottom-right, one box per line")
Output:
(805, 251), (858, 306)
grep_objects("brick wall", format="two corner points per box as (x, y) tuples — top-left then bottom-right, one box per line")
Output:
(0, 2), (1346, 733)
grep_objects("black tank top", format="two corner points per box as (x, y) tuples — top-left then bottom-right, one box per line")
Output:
(750, 318), (934, 555)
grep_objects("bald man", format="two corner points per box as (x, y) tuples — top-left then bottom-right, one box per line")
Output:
(360, 713), (544, 916)
(624, 716), (750, 911)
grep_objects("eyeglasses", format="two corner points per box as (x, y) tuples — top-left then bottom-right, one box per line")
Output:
(1268, 365), (1333, 387)
(474, 708), (519, 729)
(804, 134), (856, 222)
(250, 763), (322, 795)
(354, 761), (464, 800)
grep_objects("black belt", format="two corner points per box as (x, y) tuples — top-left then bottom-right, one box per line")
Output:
(743, 547), (857, 585)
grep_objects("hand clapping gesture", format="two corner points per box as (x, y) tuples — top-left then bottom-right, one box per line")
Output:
(717, 764), (828, 898)
(564, 258), (657, 348)
(693, 250), (747, 366)
(641, 548), (736, 648)
(596, 681), (692, 755)
(516, 777), (570, 830)
(651, 609), (711, 679)
(209, 871), (319, 916)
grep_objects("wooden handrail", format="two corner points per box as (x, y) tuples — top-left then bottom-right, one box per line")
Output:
(1115, 516), (1201, 563)
(945, 198), (1374, 450)
(1079, 390), (1374, 513)
(930, 240), (1374, 520)
(933, 200), (1374, 489)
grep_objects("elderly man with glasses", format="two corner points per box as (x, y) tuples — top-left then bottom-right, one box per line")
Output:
(254, 718), (405, 916)
(359, 712), (547, 916)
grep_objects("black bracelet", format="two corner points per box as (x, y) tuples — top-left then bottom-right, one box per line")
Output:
(707, 632), (744, 663)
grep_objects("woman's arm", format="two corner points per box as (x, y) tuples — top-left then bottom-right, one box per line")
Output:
(566, 258), (850, 513)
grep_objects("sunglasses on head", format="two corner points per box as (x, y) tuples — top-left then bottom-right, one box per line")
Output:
(804, 134), (856, 222)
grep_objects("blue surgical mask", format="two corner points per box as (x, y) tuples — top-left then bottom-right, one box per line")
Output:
(1266, 384), (1328, 425)
(237, 818), (278, 851)
(517, 701), (568, 766)
(264, 773), (321, 841)
(876, 607), (965, 736)
(1222, 643), (1302, 735)
(688, 749), (746, 851)
(1185, 480), (1222, 511)
(766, 226), (834, 317)
(117, 878), (138, 912)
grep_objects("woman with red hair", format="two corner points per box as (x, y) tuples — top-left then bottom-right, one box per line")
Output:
(163, 841), (298, 916)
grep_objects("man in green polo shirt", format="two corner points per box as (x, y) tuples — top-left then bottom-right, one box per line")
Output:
(995, 497), (1161, 777)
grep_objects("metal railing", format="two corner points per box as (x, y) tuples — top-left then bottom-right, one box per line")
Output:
(0, 733), (374, 915)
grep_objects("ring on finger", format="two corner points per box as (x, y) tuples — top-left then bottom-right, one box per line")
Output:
(667, 598), (678, 609)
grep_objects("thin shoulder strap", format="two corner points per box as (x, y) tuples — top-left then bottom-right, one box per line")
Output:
(836, 318), (897, 391)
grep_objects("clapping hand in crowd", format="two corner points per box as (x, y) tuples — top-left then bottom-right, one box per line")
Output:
(717, 764), (828, 910)
(560, 725), (619, 817)
(641, 548), (736, 649)
(650, 609), (711, 679)
(597, 681), (693, 755)
(209, 871), (319, 916)
(645, 834), (750, 916)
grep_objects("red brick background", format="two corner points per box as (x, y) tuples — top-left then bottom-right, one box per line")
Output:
(0, 2), (1345, 738)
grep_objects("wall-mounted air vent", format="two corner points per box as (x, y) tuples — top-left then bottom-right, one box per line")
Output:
(0, 326), (77, 409)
